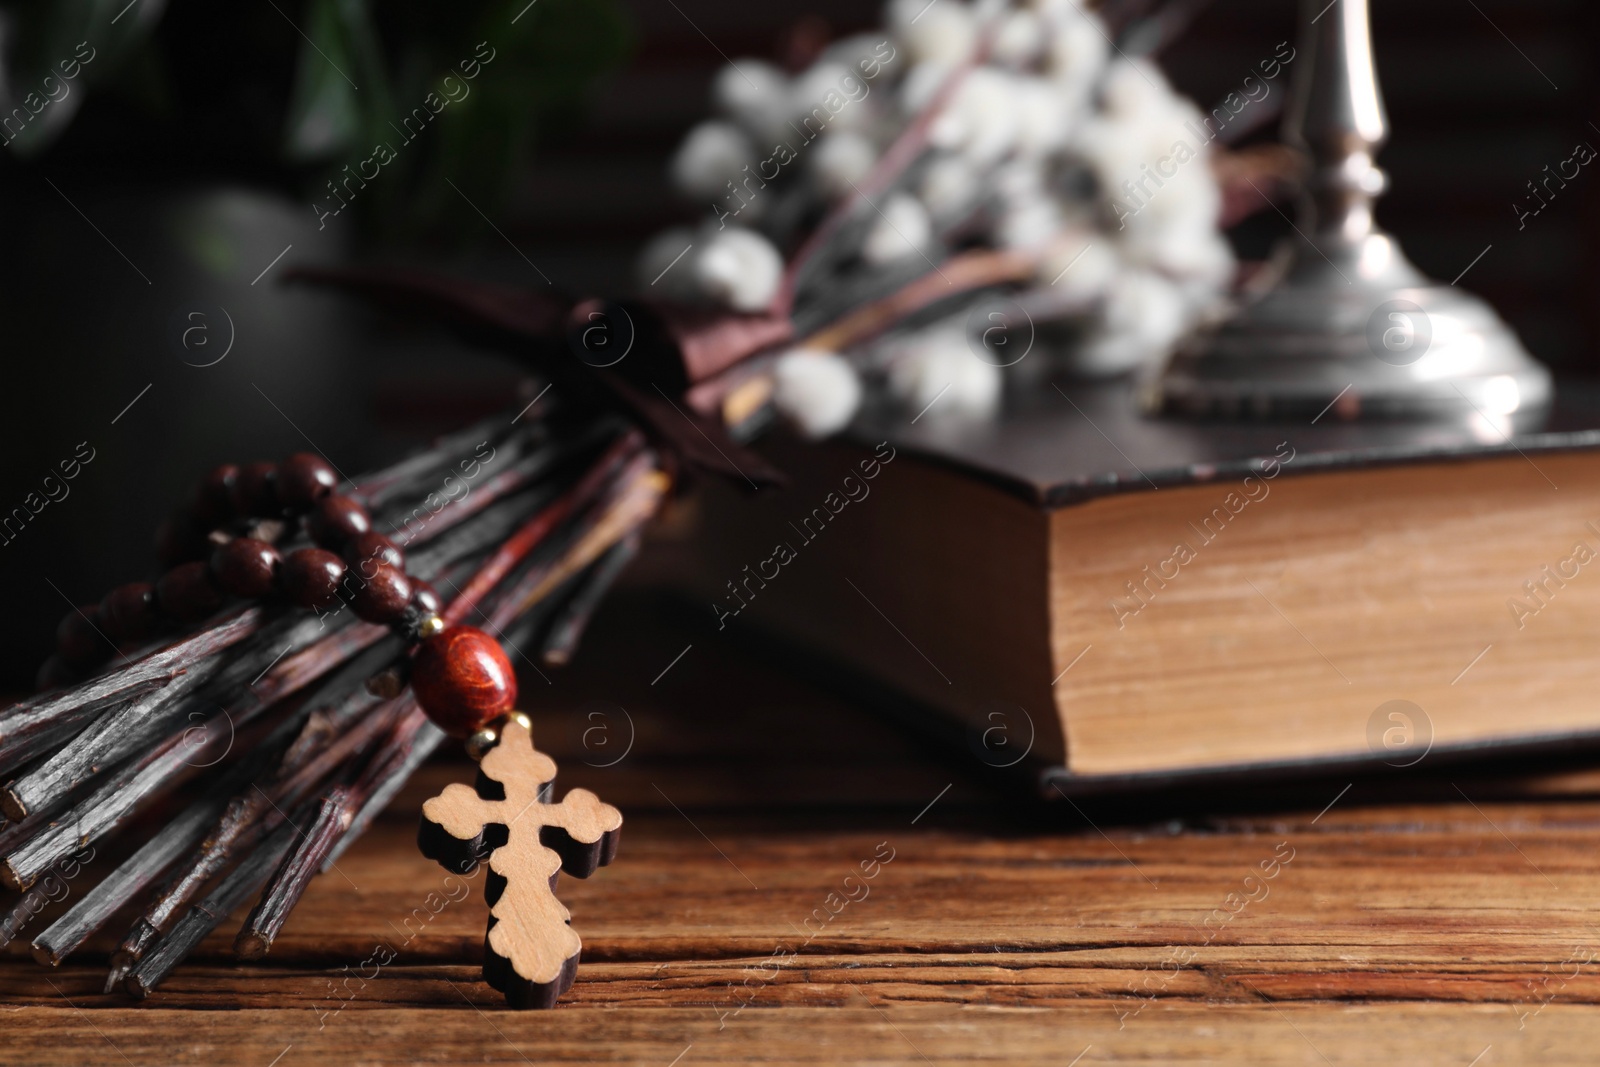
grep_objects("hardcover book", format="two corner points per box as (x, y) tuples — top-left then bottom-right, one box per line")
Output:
(661, 378), (1600, 794)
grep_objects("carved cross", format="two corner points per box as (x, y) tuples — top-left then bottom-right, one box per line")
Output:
(419, 717), (622, 1008)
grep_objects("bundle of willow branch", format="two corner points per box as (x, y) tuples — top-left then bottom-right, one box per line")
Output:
(0, 398), (665, 995)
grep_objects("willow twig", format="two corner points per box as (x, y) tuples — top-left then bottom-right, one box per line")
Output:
(25, 709), (304, 969)
(541, 534), (642, 667)
(510, 461), (669, 618)
(122, 820), (299, 999)
(381, 428), (604, 550)
(234, 701), (453, 957)
(108, 642), (401, 969)
(776, 25), (994, 316)
(404, 485), (558, 583)
(799, 244), (1044, 354)
(232, 791), (351, 960)
(231, 700), (433, 958)
(29, 790), (229, 966)
(0, 676), (183, 781)
(0, 608), (264, 775)
(0, 660), (225, 823)
(355, 413), (530, 510)
(0, 695), (239, 891)
(442, 430), (644, 628)
(0, 610), (367, 822)
(319, 717), (445, 873)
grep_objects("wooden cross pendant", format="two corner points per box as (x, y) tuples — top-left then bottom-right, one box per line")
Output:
(418, 716), (622, 1008)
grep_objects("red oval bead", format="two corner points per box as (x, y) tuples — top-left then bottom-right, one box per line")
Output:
(411, 626), (517, 738)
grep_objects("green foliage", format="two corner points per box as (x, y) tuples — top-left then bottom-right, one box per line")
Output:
(289, 0), (634, 237)
(1, 0), (634, 236)
(0, 0), (165, 156)
(283, 0), (392, 164)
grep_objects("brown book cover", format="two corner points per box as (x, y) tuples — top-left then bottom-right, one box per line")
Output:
(657, 378), (1600, 795)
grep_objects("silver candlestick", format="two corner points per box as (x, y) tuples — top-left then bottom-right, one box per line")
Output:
(1144, 0), (1551, 423)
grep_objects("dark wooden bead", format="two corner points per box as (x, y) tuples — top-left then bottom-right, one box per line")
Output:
(350, 562), (413, 624)
(56, 606), (112, 665)
(156, 561), (226, 623)
(101, 582), (162, 643)
(306, 495), (371, 549)
(280, 548), (347, 610)
(232, 461), (280, 518)
(411, 626), (518, 737)
(278, 452), (338, 512)
(155, 517), (184, 568)
(411, 580), (443, 618)
(35, 656), (75, 692)
(192, 463), (239, 527)
(344, 531), (403, 575)
(210, 537), (282, 599)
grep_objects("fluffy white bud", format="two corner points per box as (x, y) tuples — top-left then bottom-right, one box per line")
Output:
(996, 194), (1062, 250)
(888, 0), (977, 65)
(1037, 233), (1118, 304)
(992, 158), (1045, 202)
(886, 330), (1002, 418)
(993, 9), (1046, 68)
(1099, 57), (1177, 123)
(789, 62), (874, 133)
(1012, 76), (1069, 156)
(1045, 5), (1108, 115)
(671, 121), (755, 201)
(918, 152), (980, 223)
(1124, 220), (1233, 287)
(1046, 6), (1109, 75)
(929, 68), (1018, 165)
(772, 349), (863, 438)
(694, 228), (784, 312)
(1073, 268), (1190, 375)
(822, 34), (890, 71)
(900, 61), (954, 116)
(810, 131), (878, 200)
(862, 193), (934, 265)
(713, 60), (791, 141)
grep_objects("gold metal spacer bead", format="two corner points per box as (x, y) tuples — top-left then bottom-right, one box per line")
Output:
(417, 614), (446, 639)
(464, 726), (499, 762)
(463, 710), (533, 762)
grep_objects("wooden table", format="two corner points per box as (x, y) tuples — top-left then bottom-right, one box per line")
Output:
(5, 592), (1600, 1065)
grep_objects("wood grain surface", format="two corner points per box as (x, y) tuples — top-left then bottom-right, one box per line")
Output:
(6, 592), (1600, 1064)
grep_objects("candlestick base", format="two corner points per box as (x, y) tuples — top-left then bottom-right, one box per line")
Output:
(1143, 230), (1551, 426)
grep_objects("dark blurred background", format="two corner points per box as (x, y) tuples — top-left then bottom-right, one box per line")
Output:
(0, 0), (1590, 688)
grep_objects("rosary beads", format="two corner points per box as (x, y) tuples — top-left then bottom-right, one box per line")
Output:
(43, 452), (518, 741)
